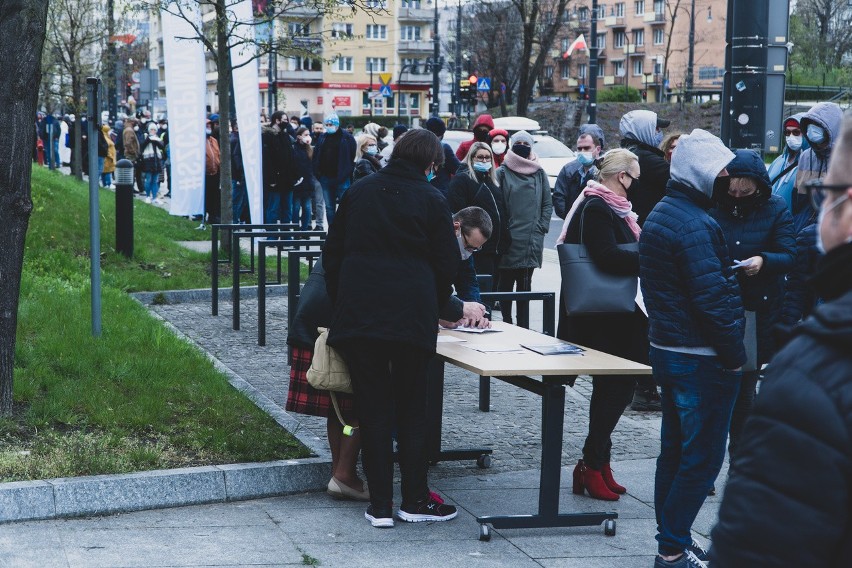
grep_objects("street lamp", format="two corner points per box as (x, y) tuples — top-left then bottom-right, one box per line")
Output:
(589, 0), (599, 123)
(686, 0), (714, 102)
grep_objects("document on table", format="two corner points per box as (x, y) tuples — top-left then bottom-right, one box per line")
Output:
(439, 326), (503, 333)
(465, 344), (527, 354)
(437, 335), (467, 343)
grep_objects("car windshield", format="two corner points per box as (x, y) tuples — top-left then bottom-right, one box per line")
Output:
(533, 137), (573, 158)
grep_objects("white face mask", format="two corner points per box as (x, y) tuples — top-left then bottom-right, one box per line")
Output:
(786, 135), (802, 152)
(491, 142), (507, 155)
(816, 193), (850, 254)
(300, 136), (311, 144)
(205, 128), (212, 136)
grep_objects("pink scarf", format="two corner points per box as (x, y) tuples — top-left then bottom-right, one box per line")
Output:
(556, 179), (641, 244)
(502, 149), (542, 175)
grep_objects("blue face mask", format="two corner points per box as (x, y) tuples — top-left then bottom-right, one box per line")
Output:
(577, 152), (595, 167)
(654, 130), (664, 147)
(325, 125), (338, 134)
(426, 167), (436, 182)
(365, 145), (378, 155)
(472, 161), (491, 173)
(807, 123), (826, 145)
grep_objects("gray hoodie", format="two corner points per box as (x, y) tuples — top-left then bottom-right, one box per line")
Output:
(619, 110), (659, 147)
(670, 129), (735, 198)
(796, 102), (844, 190)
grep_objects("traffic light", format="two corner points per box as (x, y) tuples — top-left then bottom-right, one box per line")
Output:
(468, 75), (478, 101)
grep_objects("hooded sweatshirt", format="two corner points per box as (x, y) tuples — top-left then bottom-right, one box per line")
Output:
(456, 114), (496, 161)
(796, 102), (844, 191)
(767, 112), (807, 213)
(619, 110), (670, 225)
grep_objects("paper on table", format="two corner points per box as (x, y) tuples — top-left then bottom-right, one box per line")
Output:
(443, 326), (502, 333)
(437, 335), (467, 343)
(465, 344), (527, 354)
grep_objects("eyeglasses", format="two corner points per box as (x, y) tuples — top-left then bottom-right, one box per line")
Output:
(461, 231), (483, 253)
(805, 179), (852, 210)
(623, 172), (640, 182)
(472, 154), (492, 162)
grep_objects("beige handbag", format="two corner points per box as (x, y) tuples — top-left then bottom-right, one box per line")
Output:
(306, 328), (356, 435)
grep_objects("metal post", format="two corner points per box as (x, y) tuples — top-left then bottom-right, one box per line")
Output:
(589, 0), (599, 123)
(86, 77), (102, 337)
(432, 0), (441, 116)
(107, 0), (117, 123)
(369, 61), (374, 118)
(687, 0), (696, 102)
(455, 0), (462, 117)
(114, 159), (134, 257)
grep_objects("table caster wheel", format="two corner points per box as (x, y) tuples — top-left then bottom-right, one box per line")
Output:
(479, 524), (492, 541)
(604, 519), (616, 536)
(477, 454), (492, 469)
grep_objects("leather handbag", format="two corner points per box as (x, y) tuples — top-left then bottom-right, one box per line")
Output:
(306, 327), (357, 435)
(557, 207), (638, 315)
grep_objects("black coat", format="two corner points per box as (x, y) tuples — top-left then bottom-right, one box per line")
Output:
(286, 257), (331, 350)
(557, 196), (648, 364)
(261, 126), (295, 192)
(710, 243), (852, 567)
(352, 155), (382, 181)
(447, 166), (510, 256)
(323, 159), (459, 352)
(620, 137), (670, 226)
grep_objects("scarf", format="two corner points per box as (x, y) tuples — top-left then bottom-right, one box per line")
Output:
(502, 149), (542, 175)
(556, 179), (641, 244)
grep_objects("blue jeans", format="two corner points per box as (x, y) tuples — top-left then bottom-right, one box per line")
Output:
(264, 190), (281, 223)
(143, 172), (160, 200)
(101, 172), (112, 187)
(318, 176), (350, 228)
(292, 193), (313, 230)
(651, 347), (741, 556)
(50, 139), (60, 169)
(232, 179), (248, 223)
(98, 157), (105, 182)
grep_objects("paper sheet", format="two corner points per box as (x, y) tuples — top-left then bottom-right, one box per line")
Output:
(437, 335), (467, 343)
(465, 344), (527, 354)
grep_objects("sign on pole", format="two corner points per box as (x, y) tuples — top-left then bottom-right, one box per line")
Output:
(379, 73), (392, 86)
(379, 85), (392, 97)
(477, 77), (491, 91)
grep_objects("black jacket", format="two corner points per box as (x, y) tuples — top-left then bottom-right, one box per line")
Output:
(324, 159), (459, 352)
(261, 126), (295, 192)
(447, 166), (510, 257)
(710, 242), (852, 567)
(286, 258), (331, 350)
(620, 137), (670, 226)
(352, 155), (382, 181)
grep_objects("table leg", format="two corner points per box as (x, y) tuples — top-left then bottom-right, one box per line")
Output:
(478, 375), (490, 412)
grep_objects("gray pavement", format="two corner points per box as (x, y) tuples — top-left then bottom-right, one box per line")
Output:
(0, 228), (727, 566)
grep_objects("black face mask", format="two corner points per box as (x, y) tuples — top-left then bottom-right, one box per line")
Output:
(721, 191), (760, 218)
(473, 129), (489, 142)
(624, 177), (640, 194)
(711, 176), (731, 204)
(512, 144), (532, 159)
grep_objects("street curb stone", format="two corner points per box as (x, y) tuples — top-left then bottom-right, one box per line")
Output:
(132, 284), (288, 306)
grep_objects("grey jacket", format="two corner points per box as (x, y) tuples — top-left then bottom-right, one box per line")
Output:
(497, 162), (552, 269)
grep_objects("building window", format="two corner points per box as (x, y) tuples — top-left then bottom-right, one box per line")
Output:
(561, 38), (570, 53)
(402, 57), (422, 73)
(698, 66), (724, 80)
(613, 60), (624, 76)
(633, 58), (643, 76)
(654, 59), (662, 74)
(366, 57), (387, 72)
(633, 29), (644, 46)
(596, 33), (606, 50)
(653, 28), (664, 45)
(597, 4), (607, 19)
(579, 63), (587, 79)
(561, 63), (570, 79)
(366, 24), (387, 40)
(579, 7), (589, 21)
(334, 56), (353, 72)
(544, 65), (554, 79)
(614, 3), (624, 17)
(635, 0), (645, 16)
(614, 31), (626, 48)
(288, 57), (321, 71)
(288, 22), (310, 36)
(331, 23), (353, 38)
(654, 0), (665, 16)
(401, 0), (421, 7)
(402, 26), (421, 40)
(365, 0), (386, 7)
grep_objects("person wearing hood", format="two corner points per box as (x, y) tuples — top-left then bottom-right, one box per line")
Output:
(767, 114), (807, 213)
(556, 148), (649, 502)
(710, 113), (852, 568)
(488, 128), (509, 167)
(639, 129), (745, 568)
(424, 117), (461, 195)
(140, 122), (166, 204)
(495, 130), (552, 327)
(710, 149), (795, 459)
(455, 114), (495, 161)
(313, 113), (356, 228)
(352, 133), (382, 181)
(100, 124), (116, 188)
(553, 123), (605, 219)
(620, 109), (671, 226)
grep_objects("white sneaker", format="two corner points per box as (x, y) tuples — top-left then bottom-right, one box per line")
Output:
(145, 196), (152, 203)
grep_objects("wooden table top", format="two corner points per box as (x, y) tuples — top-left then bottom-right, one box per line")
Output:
(436, 321), (652, 377)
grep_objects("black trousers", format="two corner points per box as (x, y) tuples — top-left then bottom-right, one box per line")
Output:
(497, 267), (535, 327)
(727, 369), (760, 458)
(336, 339), (432, 510)
(205, 173), (221, 223)
(582, 375), (636, 470)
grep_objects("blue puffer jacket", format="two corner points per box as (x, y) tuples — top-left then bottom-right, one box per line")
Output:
(640, 180), (747, 369)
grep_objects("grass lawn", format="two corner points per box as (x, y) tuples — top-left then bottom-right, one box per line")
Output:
(0, 167), (311, 482)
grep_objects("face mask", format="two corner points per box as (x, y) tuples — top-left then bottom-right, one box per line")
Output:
(622, 175), (640, 194)
(426, 167), (436, 182)
(786, 135), (802, 152)
(491, 142), (506, 155)
(456, 232), (473, 260)
(474, 129), (489, 142)
(160, 125), (167, 131)
(816, 193), (850, 254)
(325, 125), (338, 134)
(577, 152), (595, 167)
(205, 128), (212, 136)
(300, 136), (311, 144)
(365, 145), (378, 155)
(806, 124), (826, 145)
(473, 161), (491, 173)
(133, 126), (139, 132)
(722, 191), (760, 218)
(712, 176), (731, 204)
(512, 144), (532, 159)
(655, 130), (664, 147)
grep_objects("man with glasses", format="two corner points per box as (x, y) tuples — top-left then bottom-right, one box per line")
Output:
(440, 206), (492, 329)
(711, 114), (852, 568)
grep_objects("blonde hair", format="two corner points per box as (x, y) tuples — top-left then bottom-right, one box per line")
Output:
(463, 141), (498, 186)
(355, 133), (377, 161)
(596, 148), (639, 183)
(660, 132), (683, 162)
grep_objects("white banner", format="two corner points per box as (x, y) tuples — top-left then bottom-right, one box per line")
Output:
(161, 3), (207, 218)
(230, 0), (263, 223)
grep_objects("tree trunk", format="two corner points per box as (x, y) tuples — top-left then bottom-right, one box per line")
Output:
(0, 0), (49, 416)
(516, 22), (535, 116)
(215, 0), (233, 241)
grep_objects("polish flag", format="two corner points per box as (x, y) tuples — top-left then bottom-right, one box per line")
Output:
(563, 34), (587, 58)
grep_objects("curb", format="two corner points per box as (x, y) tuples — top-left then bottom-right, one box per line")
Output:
(132, 284), (288, 306)
(0, 289), (332, 524)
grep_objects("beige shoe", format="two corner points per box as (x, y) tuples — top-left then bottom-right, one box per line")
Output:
(327, 477), (370, 501)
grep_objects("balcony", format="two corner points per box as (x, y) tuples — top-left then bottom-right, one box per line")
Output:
(280, 70), (323, 82)
(400, 70), (431, 83)
(398, 39), (432, 53)
(605, 16), (626, 28)
(291, 36), (322, 48)
(624, 44), (645, 56)
(646, 11), (666, 25)
(286, 1), (320, 17)
(398, 7), (432, 22)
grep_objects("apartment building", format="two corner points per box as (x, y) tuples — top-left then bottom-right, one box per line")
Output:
(149, 1), (435, 121)
(551, 0), (728, 102)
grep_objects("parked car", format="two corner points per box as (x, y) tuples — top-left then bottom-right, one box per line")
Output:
(442, 129), (574, 189)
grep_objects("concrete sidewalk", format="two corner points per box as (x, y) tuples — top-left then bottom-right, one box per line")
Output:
(0, 457), (725, 568)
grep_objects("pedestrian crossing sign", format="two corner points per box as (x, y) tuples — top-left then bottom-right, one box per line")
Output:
(379, 85), (393, 97)
(477, 77), (491, 91)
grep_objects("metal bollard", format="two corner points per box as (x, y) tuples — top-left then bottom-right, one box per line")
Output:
(115, 158), (135, 257)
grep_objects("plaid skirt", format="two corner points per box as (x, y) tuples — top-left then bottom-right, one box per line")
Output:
(286, 346), (355, 418)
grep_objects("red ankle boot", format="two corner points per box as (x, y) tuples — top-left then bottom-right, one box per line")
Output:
(601, 463), (627, 494)
(572, 460), (619, 501)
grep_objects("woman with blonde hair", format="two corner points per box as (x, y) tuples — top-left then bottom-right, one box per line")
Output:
(352, 133), (382, 181)
(447, 141), (510, 278)
(556, 148), (649, 501)
(660, 132), (682, 163)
